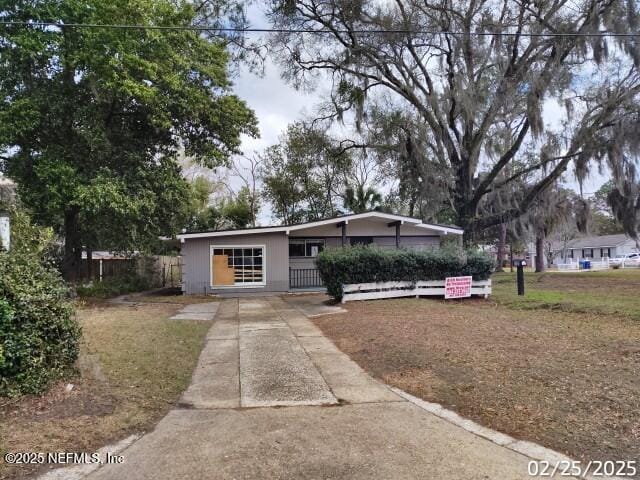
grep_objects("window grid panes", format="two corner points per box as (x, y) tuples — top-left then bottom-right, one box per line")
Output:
(289, 239), (325, 257)
(213, 247), (264, 285)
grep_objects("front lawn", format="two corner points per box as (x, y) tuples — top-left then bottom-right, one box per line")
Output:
(0, 301), (211, 480)
(312, 269), (640, 464)
(492, 269), (640, 319)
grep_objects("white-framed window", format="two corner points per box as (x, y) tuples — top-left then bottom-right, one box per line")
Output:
(288, 239), (325, 257)
(210, 245), (265, 287)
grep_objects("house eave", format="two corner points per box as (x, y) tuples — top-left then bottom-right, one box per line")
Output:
(176, 212), (464, 241)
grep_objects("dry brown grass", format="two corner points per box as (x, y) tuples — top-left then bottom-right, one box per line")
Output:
(131, 293), (218, 304)
(314, 297), (640, 464)
(0, 302), (211, 479)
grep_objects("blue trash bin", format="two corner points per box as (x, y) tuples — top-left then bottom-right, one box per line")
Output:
(584, 260), (591, 270)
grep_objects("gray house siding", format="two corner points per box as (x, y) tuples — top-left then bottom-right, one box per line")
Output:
(181, 232), (289, 295)
(287, 236), (440, 270)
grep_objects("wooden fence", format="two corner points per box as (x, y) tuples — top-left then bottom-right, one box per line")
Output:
(78, 255), (181, 287)
(78, 258), (135, 282)
(157, 255), (182, 287)
(341, 279), (492, 303)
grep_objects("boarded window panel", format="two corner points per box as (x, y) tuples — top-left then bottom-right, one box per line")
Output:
(212, 255), (235, 285)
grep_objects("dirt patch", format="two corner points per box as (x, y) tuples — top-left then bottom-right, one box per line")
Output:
(314, 298), (640, 465)
(1, 381), (115, 422)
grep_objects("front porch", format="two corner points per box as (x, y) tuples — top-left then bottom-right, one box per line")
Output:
(289, 267), (324, 290)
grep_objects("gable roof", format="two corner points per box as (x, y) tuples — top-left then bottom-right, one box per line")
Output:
(177, 211), (463, 240)
(557, 234), (634, 249)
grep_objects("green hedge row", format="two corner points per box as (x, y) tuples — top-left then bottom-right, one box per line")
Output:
(315, 246), (495, 300)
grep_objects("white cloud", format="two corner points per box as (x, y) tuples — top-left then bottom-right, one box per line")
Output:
(233, 60), (318, 155)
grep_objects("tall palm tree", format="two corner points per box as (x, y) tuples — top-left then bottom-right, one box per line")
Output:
(343, 185), (383, 213)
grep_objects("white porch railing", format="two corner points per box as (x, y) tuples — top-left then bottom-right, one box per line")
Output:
(341, 279), (492, 303)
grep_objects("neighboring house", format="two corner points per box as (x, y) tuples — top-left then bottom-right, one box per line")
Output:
(552, 234), (639, 263)
(177, 211), (463, 295)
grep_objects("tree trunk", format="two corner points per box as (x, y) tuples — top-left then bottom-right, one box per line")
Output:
(495, 223), (507, 272)
(509, 243), (514, 272)
(535, 234), (545, 273)
(61, 208), (82, 282)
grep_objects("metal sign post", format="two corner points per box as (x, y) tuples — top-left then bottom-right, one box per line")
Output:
(516, 259), (526, 296)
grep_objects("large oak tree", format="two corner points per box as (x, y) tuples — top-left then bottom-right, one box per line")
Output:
(0, 0), (258, 279)
(268, 0), (640, 241)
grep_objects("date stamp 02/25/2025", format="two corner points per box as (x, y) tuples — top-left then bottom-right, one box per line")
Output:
(528, 460), (638, 477)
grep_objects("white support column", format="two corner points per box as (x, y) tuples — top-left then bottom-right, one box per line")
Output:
(0, 215), (9, 251)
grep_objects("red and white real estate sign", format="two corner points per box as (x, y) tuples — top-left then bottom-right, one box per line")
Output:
(444, 276), (473, 299)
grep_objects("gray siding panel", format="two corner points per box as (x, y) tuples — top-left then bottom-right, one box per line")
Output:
(373, 236), (440, 250)
(289, 257), (317, 269)
(181, 232), (288, 295)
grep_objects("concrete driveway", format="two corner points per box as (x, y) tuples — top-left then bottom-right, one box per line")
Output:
(87, 296), (542, 480)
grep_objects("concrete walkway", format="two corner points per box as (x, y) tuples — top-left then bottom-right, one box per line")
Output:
(169, 302), (219, 321)
(87, 297), (541, 480)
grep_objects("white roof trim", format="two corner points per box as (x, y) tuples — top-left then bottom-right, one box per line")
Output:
(177, 212), (463, 240)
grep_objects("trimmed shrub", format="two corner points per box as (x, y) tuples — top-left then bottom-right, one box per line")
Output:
(315, 246), (495, 300)
(0, 211), (80, 397)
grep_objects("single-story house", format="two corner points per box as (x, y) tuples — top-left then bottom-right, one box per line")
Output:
(177, 211), (463, 295)
(552, 233), (639, 263)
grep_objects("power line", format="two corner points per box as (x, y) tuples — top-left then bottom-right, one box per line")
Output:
(0, 20), (639, 37)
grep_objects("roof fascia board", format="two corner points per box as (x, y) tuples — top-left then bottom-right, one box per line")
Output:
(177, 212), (463, 240)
